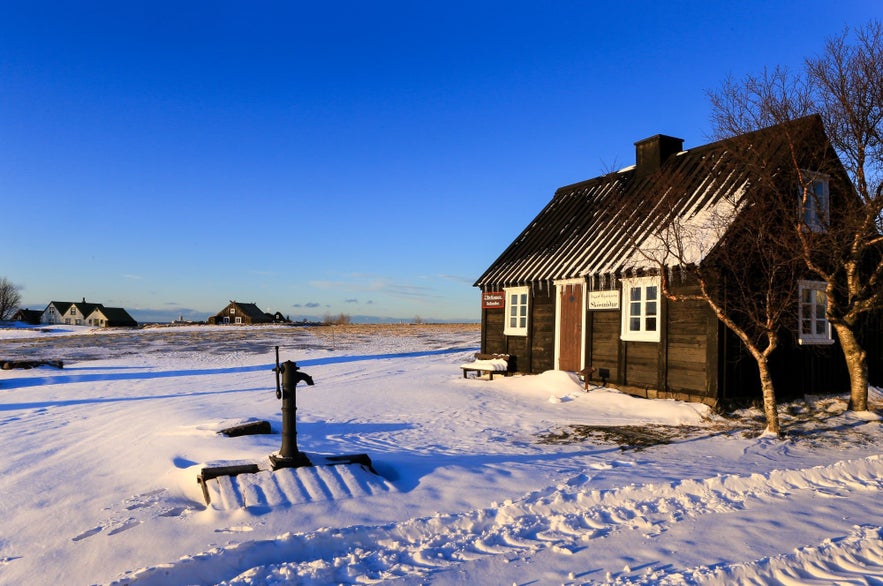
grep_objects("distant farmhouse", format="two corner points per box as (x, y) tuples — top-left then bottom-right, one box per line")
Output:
(41, 299), (137, 328)
(208, 301), (290, 325)
(11, 308), (42, 325)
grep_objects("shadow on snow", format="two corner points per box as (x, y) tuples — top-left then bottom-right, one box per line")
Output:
(0, 346), (479, 399)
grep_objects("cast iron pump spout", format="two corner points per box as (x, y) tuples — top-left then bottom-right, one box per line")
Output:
(279, 362), (314, 397)
(270, 349), (314, 470)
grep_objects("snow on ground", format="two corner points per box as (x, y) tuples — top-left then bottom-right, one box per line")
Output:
(1, 323), (883, 585)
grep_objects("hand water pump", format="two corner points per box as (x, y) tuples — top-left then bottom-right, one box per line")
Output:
(269, 346), (314, 469)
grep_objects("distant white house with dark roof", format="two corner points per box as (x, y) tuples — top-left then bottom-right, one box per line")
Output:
(85, 306), (138, 328)
(41, 299), (137, 327)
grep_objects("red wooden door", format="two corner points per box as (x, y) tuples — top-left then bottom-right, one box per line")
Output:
(558, 283), (583, 371)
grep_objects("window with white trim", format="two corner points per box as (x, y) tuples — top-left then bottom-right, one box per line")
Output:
(503, 286), (529, 336)
(798, 280), (832, 345)
(620, 276), (661, 342)
(799, 172), (830, 232)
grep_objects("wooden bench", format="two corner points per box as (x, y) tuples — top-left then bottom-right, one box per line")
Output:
(460, 353), (510, 380)
(197, 463), (261, 505)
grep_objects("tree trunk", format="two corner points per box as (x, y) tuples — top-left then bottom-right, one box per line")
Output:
(756, 357), (781, 435)
(832, 322), (869, 411)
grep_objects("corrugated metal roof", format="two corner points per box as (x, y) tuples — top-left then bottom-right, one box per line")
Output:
(475, 115), (824, 290)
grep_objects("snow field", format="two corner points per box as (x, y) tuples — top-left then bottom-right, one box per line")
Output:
(1, 324), (882, 584)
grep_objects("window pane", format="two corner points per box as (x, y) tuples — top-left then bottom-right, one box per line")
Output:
(505, 288), (529, 335)
(646, 301), (657, 316)
(630, 317), (641, 331)
(630, 287), (641, 301)
(646, 286), (657, 301)
(646, 317), (657, 331)
(630, 301), (641, 316)
(815, 321), (826, 336)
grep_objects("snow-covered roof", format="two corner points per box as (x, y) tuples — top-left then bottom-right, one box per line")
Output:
(475, 115), (827, 289)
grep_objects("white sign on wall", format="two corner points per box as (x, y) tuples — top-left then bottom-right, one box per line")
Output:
(588, 289), (620, 310)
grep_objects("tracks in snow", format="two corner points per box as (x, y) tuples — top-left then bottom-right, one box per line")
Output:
(117, 454), (883, 585)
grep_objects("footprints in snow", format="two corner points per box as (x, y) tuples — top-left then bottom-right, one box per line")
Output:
(72, 526), (103, 542)
(215, 525), (254, 534)
(72, 519), (141, 541)
(71, 488), (196, 543)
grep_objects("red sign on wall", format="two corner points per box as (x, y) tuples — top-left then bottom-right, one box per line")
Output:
(482, 291), (505, 309)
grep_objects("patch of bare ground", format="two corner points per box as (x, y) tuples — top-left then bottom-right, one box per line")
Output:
(0, 323), (480, 362)
(774, 396), (883, 448)
(538, 395), (883, 450)
(308, 323), (479, 350)
(309, 323), (479, 337)
(537, 424), (718, 450)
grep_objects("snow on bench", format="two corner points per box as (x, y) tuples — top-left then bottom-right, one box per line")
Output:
(460, 353), (510, 380)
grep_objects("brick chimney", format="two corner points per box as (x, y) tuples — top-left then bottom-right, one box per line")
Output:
(634, 134), (684, 176)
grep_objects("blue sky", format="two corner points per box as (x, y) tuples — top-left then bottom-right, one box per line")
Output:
(3, 2), (881, 323)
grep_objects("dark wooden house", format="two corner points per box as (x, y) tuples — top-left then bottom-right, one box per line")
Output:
(270, 311), (291, 323)
(11, 309), (42, 325)
(208, 301), (273, 325)
(475, 115), (876, 407)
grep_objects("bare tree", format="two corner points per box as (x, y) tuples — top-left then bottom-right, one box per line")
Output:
(0, 277), (23, 321)
(802, 23), (883, 411)
(322, 312), (352, 326)
(708, 22), (883, 411)
(630, 163), (801, 435)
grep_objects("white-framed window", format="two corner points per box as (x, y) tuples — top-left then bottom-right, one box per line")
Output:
(799, 171), (830, 232)
(798, 280), (833, 345)
(503, 286), (529, 336)
(235, 317), (242, 324)
(230, 307), (236, 314)
(620, 276), (661, 342)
